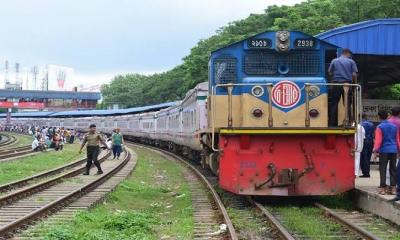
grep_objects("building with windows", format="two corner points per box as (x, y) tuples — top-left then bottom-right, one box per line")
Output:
(0, 89), (101, 111)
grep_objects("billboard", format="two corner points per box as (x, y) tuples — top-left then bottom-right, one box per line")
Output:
(47, 65), (75, 91)
(0, 102), (45, 109)
(363, 99), (400, 122)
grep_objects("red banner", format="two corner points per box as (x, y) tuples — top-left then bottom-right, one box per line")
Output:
(0, 102), (45, 109)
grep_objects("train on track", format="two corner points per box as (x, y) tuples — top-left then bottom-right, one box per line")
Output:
(3, 30), (362, 196)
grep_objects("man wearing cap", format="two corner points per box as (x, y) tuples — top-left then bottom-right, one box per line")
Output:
(328, 48), (358, 126)
(79, 124), (109, 175)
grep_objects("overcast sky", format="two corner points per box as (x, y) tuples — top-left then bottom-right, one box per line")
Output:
(0, 0), (304, 88)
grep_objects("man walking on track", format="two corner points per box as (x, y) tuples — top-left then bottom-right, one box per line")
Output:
(112, 128), (124, 159)
(79, 124), (109, 175)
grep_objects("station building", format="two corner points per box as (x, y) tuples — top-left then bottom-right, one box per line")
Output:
(0, 89), (101, 112)
(316, 18), (400, 121)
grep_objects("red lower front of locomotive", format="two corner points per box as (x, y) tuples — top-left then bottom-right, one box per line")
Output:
(218, 134), (355, 196)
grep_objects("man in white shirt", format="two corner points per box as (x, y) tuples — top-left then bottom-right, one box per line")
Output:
(354, 123), (365, 177)
(32, 137), (40, 151)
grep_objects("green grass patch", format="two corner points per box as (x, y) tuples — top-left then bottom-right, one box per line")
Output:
(0, 143), (85, 185)
(5, 133), (34, 147)
(269, 205), (343, 240)
(36, 146), (193, 239)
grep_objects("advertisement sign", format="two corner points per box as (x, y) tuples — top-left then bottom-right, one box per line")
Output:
(47, 65), (75, 91)
(0, 102), (45, 109)
(363, 99), (400, 122)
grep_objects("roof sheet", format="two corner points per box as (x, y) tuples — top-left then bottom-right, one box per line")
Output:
(0, 111), (54, 118)
(0, 90), (101, 100)
(50, 101), (179, 117)
(316, 18), (400, 55)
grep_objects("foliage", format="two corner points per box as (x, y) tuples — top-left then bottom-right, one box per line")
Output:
(369, 84), (400, 100)
(101, 0), (400, 107)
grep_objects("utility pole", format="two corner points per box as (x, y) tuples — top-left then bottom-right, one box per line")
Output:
(15, 62), (20, 88)
(4, 60), (9, 88)
(31, 66), (38, 90)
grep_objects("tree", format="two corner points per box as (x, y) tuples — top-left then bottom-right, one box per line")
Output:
(101, 0), (400, 107)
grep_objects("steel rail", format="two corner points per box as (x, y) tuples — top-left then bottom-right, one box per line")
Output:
(0, 151), (111, 207)
(314, 203), (381, 240)
(0, 135), (17, 148)
(128, 142), (238, 240)
(0, 151), (109, 193)
(249, 198), (295, 240)
(0, 146), (32, 160)
(0, 150), (130, 238)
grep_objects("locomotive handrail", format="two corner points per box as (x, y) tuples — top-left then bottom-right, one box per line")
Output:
(211, 83), (273, 151)
(211, 82), (361, 151)
(304, 83), (362, 127)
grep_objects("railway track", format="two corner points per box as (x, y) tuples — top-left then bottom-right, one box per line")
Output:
(0, 135), (17, 149)
(127, 142), (400, 240)
(0, 150), (110, 193)
(0, 146), (33, 161)
(128, 143), (237, 240)
(250, 198), (399, 240)
(0, 149), (134, 239)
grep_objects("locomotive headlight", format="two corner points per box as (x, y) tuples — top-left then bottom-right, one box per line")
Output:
(278, 31), (289, 42)
(276, 31), (290, 52)
(278, 43), (288, 51)
(252, 108), (263, 118)
(251, 85), (264, 97)
(309, 109), (320, 118)
(308, 85), (320, 97)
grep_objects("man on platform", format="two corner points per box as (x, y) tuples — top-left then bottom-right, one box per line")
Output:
(360, 113), (374, 177)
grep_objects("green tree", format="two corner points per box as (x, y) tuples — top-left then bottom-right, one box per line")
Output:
(100, 0), (400, 108)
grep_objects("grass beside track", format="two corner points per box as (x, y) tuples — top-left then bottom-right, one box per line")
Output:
(4, 132), (34, 147)
(37, 145), (193, 240)
(0, 143), (85, 186)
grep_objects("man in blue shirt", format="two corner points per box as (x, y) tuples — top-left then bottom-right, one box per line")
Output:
(328, 48), (358, 126)
(360, 113), (374, 177)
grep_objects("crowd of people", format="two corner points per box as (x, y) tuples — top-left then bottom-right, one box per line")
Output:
(355, 107), (400, 201)
(30, 126), (78, 151)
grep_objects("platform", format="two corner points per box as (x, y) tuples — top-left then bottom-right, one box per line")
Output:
(353, 164), (400, 225)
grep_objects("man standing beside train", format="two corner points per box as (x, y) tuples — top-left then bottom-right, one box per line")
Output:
(360, 113), (375, 178)
(79, 124), (109, 175)
(328, 48), (358, 126)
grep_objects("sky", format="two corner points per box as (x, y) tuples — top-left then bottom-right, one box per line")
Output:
(0, 0), (304, 90)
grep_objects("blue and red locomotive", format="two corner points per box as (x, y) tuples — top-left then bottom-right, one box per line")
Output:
(204, 30), (361, 196)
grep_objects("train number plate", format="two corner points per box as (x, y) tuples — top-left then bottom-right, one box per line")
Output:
(247, 38), (272, 49)
(294, 39), (316, 48)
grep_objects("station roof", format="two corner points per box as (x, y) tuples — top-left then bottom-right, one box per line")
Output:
(0, 89), (101, 100)
(1, 101), (179, 118)
(0, 111), (54, 118)
(316, 18), (400, 55)
(51, 101), (178, 117)
(317, 18), (400, 89)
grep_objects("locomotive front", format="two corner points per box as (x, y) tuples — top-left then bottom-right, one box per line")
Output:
(206, 31), (361, 196)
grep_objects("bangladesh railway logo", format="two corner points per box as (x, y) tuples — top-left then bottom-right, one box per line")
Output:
(271, 81), (301, 108)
